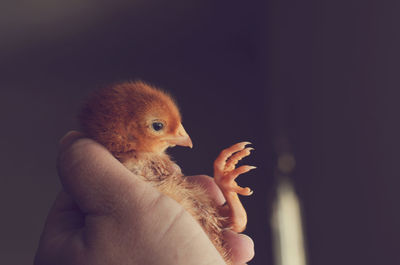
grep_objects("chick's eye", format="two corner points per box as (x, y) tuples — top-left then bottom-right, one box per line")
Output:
(152, 122), (164, 131)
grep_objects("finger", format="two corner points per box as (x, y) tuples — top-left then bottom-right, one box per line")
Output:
(47, 191), (83, 228)
(34, 190), (85, 264)
(57, 132), (156, 216)
(222, 230), (255, 264)
(41, 191), (84, 239)
(185, 175), (226, 206)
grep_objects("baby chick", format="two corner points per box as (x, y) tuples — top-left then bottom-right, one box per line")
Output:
(79, 81), (255, 264)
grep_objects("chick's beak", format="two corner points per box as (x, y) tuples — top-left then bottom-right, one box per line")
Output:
(167, 123), (193, 148)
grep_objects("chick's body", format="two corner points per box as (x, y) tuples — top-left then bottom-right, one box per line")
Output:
(124, 152), (228, 260)
(79, 82), (230, 262)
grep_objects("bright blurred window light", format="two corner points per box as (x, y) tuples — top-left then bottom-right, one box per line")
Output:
(271, 178), (308, 265)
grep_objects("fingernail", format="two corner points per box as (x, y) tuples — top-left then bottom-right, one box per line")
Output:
(59, 130), (84, 150)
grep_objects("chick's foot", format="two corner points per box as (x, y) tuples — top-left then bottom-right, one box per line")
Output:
(214, 142), (256, 232)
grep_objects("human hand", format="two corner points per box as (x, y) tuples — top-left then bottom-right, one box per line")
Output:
(34, 132), (254, 265)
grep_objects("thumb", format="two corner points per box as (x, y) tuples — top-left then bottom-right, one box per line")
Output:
(57, 131), (157, 216)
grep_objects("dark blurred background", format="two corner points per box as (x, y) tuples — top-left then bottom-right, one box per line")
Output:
(1, 1), (399, 264)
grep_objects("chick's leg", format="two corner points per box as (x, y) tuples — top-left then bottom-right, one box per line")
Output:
(214, 142), (255, 232)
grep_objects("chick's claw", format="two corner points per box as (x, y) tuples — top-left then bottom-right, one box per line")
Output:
(227, 165), (256, 182)
(214, 141), (251, 172)
(225, 147), (254, 170)
(213, 142), (256, 232)
(219, 165), (256, 195)
(232, 183), (253, 196)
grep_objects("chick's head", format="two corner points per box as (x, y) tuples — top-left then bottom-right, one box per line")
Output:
(79, 81), (192, 157)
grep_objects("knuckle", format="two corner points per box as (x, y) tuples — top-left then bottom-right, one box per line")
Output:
(57, 138), (100, 180)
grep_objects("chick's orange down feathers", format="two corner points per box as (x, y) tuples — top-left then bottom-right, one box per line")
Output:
(79, 81), (255, 264)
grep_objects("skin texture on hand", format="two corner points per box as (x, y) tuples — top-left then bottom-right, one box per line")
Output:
(34, 131), (254, 265)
